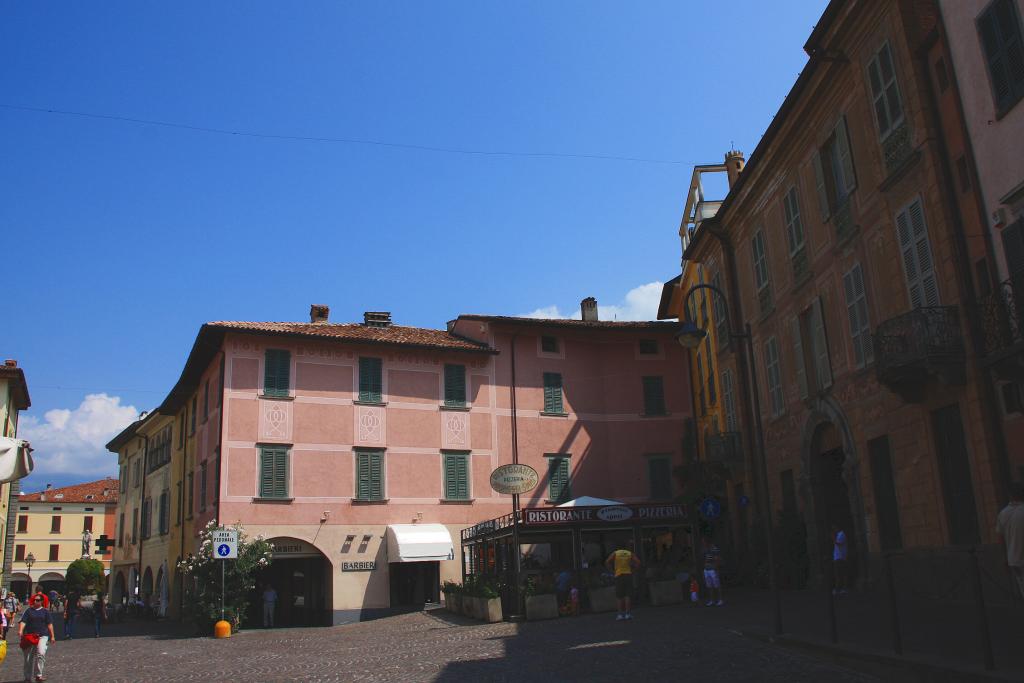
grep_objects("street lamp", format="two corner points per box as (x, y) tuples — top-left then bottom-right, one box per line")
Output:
(24, 552), (36, 600)
(678, 282), (782, 636)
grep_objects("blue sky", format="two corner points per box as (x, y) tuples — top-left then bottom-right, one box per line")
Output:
(2, 1), (827, 490)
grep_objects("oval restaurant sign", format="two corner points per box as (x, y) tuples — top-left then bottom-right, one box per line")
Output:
(489, 464), (540, 495)
(596, 506), (633, 523)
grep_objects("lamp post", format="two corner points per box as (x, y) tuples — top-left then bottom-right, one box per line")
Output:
(676, 282), (782, 636)
(24, 552), (36, 600)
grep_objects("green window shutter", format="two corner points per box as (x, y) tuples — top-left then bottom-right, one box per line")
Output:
(812, 150), (831, 221)
(369, 451), (383, 500)
(444, 364), (466, 407)
(356, 449), (384, 500)
(548, 457), (571, 503)
(264, 350), (290, 397)
(543, 372), (563, 413)
(444, 453), (469, 500)
(648, 457), (672, 500)
(643, 376), (666, 415)
(835, 115), (857, 194)
(359, 358), (383, 403)
(356, 451), (370, 499)
(259, 447), (288, 498)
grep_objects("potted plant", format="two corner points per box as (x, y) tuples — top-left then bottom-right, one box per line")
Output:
(476, 581), (503, 623)
(442, 581), (462, 615)
(586, 572), (618, 613)
(648, 576), (684, 606)
(523, 577), (558, 620)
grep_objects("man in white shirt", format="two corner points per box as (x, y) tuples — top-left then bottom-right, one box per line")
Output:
(831, 524), (848, 596)
(996, 482), (1024, 599)
(262, 584), (278, 628)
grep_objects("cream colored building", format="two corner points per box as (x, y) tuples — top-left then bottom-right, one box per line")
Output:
(1, 360), (31, 592)
(10, 478), (118, 597)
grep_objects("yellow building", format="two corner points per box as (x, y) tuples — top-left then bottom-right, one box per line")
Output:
(10, 478), (119, 597)
(1, 359), (31, 593)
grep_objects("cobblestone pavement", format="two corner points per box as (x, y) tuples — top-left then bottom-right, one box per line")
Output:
(0, 605), (881, 683)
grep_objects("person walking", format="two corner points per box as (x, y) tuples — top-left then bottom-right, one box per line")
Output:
(62, 592), (80, 640)
(605, 540), (640, 621)
(702, 537), (724, 606)
(996, 482), (1024, 599)
(3, 590), (19, 639)
(93, 593), (108, 638)
(18, 593), (55, 683)
(262, 584), (278, 628)
(831, 524), (849, 596)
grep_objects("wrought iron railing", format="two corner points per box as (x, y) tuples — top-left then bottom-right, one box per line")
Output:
(883, 121), (913, 174)
(874, 306), (964, 386)
(980, 277), (1024, 357)
(705, 431), (743, 464)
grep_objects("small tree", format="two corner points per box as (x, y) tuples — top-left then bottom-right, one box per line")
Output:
(65, 558), (105, 594)
(177, 521), (273, 634)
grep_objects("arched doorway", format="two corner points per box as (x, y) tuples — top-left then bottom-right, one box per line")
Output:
(141, 567), (154, 606)
(9, 572), (30, 600)
(37, 572), (65, 595)
(127, 567), (139, 604)
(173, 557), (183, 618)
(155, 562), (169, 617)
(112, 572), (127, 605)
(252, 537), (332, 627)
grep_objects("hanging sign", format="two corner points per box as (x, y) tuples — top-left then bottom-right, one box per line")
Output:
(489, 464), (539, 494)
(212, 529), (238, 560)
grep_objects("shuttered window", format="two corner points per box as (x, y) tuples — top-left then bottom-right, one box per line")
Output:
(791, 316), (809, 399)
(541, 336), (559, 353)
(263, 349), (291, 397)
(813, 116), (857, 218)
(15, 545), (25, 562)
(359, 357), (383, 403)
(810, 298), (833, 390)
(783, 187), (805, 254)
(696, 356), (706, 415)
(547, 456), (571, 503)
(1001, 217), (1024, 279)
(895, 198), (940, 308)
(751, 229), (770, 292)
(712, 272), (730, 347)
(643, 376), (667, 415)
(202, 379), (210, 422)
(443, 452), (469, 500)
(17, 515), (27, 533)
(199, 461), (208, 512)
(83, 515), (93, 533)
(258, 446), (289, 499)
(843, 263), (874, 368)
(706, 342), (717, 406)
(355, 449), (384, 500)
(722, 368), (738, 432)
(764, 337), (785, 417)
(648, 456), (672, 500)
(51, 515), (61, 533)
(867, 42), (905, 139)
(444, 364), (467, 407)
(978, 0), (1024, 113)
(543, 372), (564, 414)
(49, 545), (59, 562)
(158, 491), (169, 535)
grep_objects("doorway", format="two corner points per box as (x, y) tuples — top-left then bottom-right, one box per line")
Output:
(389, 562), (439, 609)
(812, 427), (856, 582)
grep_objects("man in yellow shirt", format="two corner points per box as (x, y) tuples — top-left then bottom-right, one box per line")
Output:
(605, 541), (641, 620)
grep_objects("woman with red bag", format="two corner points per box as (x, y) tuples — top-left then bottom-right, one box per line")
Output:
(17, 594), (55, 683)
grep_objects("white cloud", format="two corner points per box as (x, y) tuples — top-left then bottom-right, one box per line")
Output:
(520, 281), (664, 322)
(18, 394), (139, 484)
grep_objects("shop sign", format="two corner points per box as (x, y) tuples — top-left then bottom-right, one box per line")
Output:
(270, 539), (320, 558)
(523, 503), (686, 526)
(341, 561), (376, 572)
(489, 464), (539, 495)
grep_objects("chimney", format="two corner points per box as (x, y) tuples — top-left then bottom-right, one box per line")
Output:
(363, 311), (392, 328)
(581, 297), (599, 322)
(310, 304), (330, 324)
(46, 484), (52, 491)
(3, 359), (16, 368)
(725, 149), (745, 188)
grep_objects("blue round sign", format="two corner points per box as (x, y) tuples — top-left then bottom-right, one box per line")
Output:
(217, 544), (231, 557)
(738, 495), (750, 508)
(699, 497), (721, 520)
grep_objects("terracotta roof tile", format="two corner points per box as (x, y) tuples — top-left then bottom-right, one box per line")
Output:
(456, 314), (679, 330)
(20, 477), (120, 504)
(208, 321), (495, 353)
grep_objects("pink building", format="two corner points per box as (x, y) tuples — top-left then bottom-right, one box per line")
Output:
(158, 304), (690, 625)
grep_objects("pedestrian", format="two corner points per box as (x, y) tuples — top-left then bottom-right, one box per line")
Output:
(93, 593), (108, 638)
(262, 583), (278, 628)
(554, 568), (572, 609)
(996, 481), (1024, 599)
(702, 537), (724, 607)
(605, 540), (640, 621)
(3, 590), (19, 638)
(18, 593), (55, 683)
(831, 524), (848, 596)
(62, 592), (80, 640)
(31, 587), (49, 610)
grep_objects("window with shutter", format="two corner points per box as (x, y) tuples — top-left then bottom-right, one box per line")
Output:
(712, 272), (730, 347)
(895, 198), (940, 308)
(543, 372), (564, 414)
(790, 316), (809, 399)
(867, 42), (905, 139)
(547, 456), (571, 503)
(259, 446), (289, 499)
(978, 0), (1024, 113)
(359, 357), (384, 403)
(783, 187), (805, 254)
(696, 356), (706, 415)
(834, 116), (857, 196)
(15, 545), (25, 562)
(190, 396), (197, 434)
(202, 379), (210, 422)
(444, 364), (467, 407)
(1002, 217), (1024, 279)
(199, 462), (208, 512)
(263, 349), (291, 398)
(751, 230), (770, 291)
(541, 336), (559, 353)
(49, 545), (59, 562)
(643, 376), (666, 416)
(647, 456), (672, 500)
(764, 337), (785, 417)
(639, 339), (659, 355)
(811, 298), (834, 389)
(722, 369), (738, 431)
(815, 116), (857, 219)
(187, 472), (194, 518)
(706, 345), (717, 406)
(17, 515), (27, 533)
(356, 449), (385, 500)
(443, 452), (470, 500)
(812, 152), (831, 221)
(843, 263), (874, 368)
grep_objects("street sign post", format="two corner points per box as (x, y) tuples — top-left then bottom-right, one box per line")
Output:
(211, 529), (238, 631)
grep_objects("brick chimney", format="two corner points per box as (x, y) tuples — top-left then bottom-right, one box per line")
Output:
(3, 359), (16, 367)
(725, 149), (745, 188)
(310, 304), (330, 324)
(363, 312), (392, 328)
(581, 297), (599, 322)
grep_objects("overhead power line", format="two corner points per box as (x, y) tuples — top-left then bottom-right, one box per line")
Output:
(0, 103), (689, 166)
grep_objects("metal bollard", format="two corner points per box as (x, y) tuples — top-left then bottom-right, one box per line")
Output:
(967, 547), (995, 671)
(883, 553), (902, 656)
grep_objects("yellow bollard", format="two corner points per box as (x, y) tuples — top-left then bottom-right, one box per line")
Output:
(214, 620), (232, 639)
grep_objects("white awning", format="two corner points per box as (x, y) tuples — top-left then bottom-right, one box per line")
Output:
(557, 496), (623, 508)
(386, 524), (454, 563)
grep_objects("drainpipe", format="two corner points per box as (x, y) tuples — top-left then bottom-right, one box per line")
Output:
(509, 334), (522, 615)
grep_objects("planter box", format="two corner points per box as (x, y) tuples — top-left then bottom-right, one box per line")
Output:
(467, 596), (482, 620)
(446, 593), (462, 614)
(648, 580), (683, 606)
(525, 594), (559, 621)
(588, 586), (618, 613)
(478, 597), (502, 623)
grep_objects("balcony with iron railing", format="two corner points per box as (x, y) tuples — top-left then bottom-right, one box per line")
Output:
(874, 306), (965, 401)
(705, 431), (743, 467)
(980, 276), (1024, 378)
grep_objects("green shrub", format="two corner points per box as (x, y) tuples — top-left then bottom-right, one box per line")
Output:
(66, 559), (106, 594)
